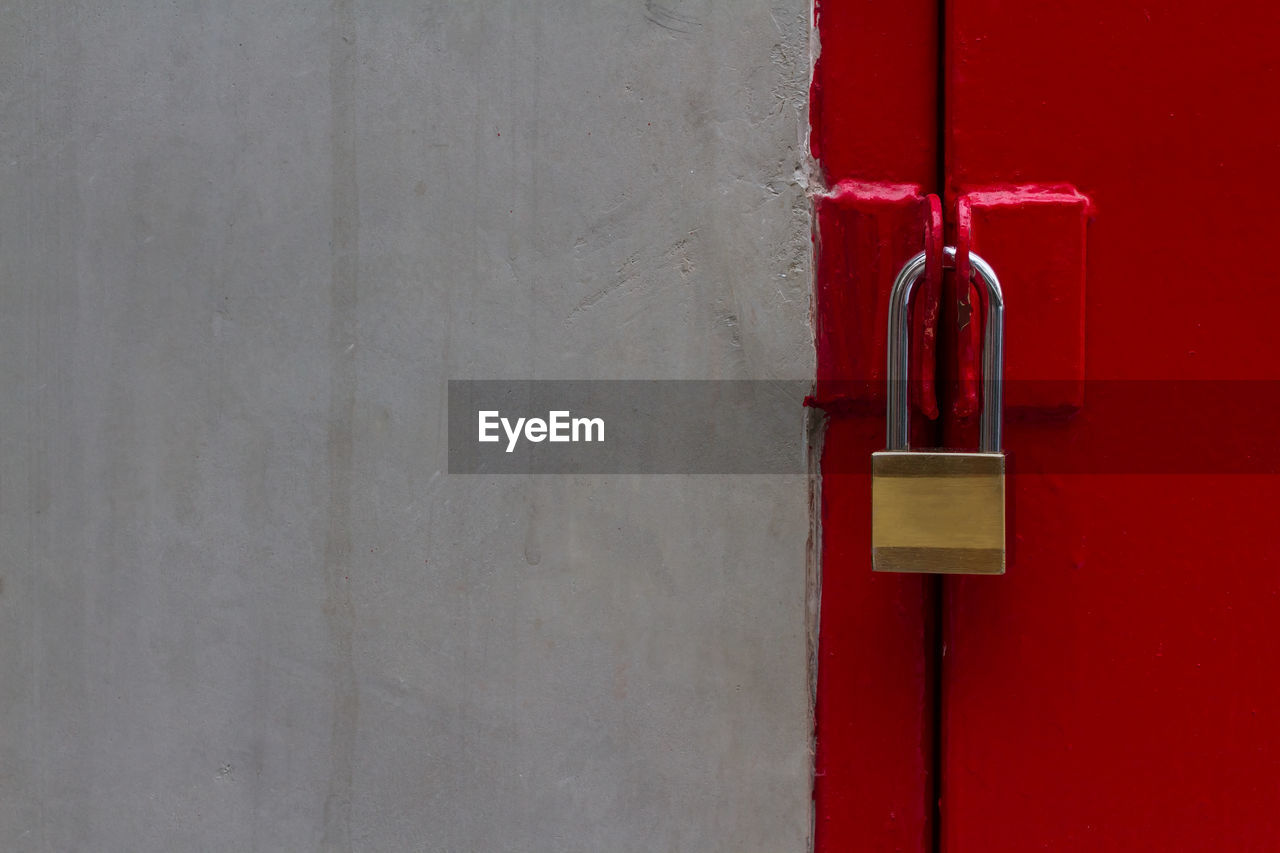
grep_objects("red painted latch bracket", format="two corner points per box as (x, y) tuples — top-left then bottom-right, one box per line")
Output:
(812, 181), (937, 417)
(953, 186), (1092, 414)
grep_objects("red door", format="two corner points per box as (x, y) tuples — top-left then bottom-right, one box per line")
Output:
(810, 3), (941, 850)
(814, 2), (1280, 850)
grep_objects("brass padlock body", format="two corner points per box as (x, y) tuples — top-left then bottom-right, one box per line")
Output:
(871, 451), (1005, 575)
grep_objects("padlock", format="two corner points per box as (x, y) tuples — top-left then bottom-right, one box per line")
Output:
(872, 247), (1006, 575)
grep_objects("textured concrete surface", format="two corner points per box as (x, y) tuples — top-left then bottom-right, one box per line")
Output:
(0, 2), (814, 850)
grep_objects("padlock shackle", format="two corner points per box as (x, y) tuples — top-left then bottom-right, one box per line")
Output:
(886, 247), (1004, 452)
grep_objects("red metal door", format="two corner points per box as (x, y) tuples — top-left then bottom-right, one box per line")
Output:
(940, 2), (1280, 849)
(814, 2), (1280, 850)
(810, 3), (941, 851)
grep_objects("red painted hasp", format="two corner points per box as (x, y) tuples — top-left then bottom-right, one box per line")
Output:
(810, 1), (940, 851)
(940, 2), (1280, 850)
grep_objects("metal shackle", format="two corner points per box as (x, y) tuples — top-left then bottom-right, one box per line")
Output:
(886, 247), (1005, 452)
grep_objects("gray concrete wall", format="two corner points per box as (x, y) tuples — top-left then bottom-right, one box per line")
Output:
(0, 2), (814, 850)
